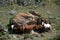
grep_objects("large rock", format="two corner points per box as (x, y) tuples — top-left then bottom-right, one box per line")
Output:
(12, 11), (39, 25)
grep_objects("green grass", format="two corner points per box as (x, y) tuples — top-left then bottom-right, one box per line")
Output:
(0, 3), (60, 30)
(0, 3), (60, 40)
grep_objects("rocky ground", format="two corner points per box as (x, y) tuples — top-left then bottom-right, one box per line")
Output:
(0, 29), (56, 40)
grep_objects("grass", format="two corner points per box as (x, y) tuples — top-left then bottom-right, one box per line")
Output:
(0, 3), (60, 40)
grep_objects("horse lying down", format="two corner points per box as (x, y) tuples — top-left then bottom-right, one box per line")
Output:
(10, 18), (51, 34)
(10, 24), (46, 34)
(10, 23), (51, 34)
(9, 14), (51, 34)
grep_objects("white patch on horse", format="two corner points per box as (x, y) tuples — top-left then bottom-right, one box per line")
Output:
(31, 30), (38, 35)
(42, 22), (45, 25)
(44, 23), (51, 28)
(11, 25), (14, 30)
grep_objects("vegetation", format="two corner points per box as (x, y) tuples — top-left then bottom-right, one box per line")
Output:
(0, 0), (60, 40)
(48, 35), (60, 40)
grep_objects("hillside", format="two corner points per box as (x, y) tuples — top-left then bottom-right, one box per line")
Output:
(0, 0), (60, 40)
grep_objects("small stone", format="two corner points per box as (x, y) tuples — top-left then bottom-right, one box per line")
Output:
(8, 10), (17, 15)
(56, 18), (60, 20)
(49, 16), (55, 20)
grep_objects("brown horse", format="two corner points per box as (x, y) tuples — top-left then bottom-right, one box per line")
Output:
(12, 23), (37, 34)
(12, 24), (44, 34)
(10, 17), (46, 34)
(9, 12), (51, 34)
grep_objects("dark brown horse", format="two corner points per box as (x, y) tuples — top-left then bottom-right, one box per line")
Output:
(9, 12), (51, 34)
(9, 17), (45, 34)
(13, 23), (37, 34)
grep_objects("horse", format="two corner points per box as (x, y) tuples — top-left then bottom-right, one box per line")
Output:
(9, 16), (44, 34)
(9, 11), (51, 34)
(10, 23), (37, 34)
